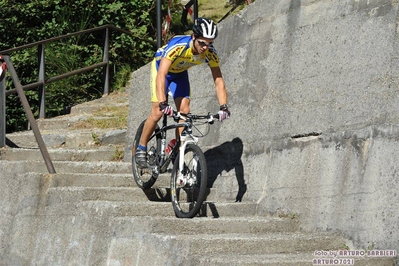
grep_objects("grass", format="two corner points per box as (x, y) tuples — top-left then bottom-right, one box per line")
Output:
(196, 0), (250, 22)
(72, 91), (129, 130)
(112, 147), (125, 161)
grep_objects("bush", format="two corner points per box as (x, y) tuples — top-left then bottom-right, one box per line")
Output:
(0, 0), (187, 132)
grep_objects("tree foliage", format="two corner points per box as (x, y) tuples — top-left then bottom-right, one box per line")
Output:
(0, 0), (184, 132)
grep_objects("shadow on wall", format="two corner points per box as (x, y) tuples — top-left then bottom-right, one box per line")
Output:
(204, 137), (247, 202)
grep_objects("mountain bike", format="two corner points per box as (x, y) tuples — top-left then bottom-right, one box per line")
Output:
(132, 110), (219, 218)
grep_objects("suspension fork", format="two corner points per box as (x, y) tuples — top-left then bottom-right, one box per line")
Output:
(178, 133), (198, 174)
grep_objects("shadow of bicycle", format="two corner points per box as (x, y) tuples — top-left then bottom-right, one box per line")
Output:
(204, 137), (247, 202)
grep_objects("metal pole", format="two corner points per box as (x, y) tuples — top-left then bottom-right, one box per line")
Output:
(0, 71), (5, 148)
(3, 56), (56, 173)
(194, 0), (198, 20)
(157, 0), (162, 48)
(102, 27), (110, 95)
(38, 44), (45, 119)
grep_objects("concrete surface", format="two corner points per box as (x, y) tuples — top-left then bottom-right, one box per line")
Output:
(1, 0), (399, 265)
(123, 0), (399, 251)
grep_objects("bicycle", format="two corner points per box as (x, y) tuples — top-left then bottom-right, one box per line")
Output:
(132, 110), (219, 218)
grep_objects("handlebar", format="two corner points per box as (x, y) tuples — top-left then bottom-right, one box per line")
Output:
(171, 111), (219, 123)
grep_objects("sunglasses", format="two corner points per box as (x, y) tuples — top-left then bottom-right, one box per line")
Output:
(197, 39), (213, 47)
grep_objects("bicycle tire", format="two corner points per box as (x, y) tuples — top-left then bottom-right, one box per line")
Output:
(170, 144), (208, 218)
(132, 119), (161, 189)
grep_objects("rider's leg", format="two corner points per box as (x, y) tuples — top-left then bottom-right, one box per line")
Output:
(174, 96), (190, 138)
(134, 102), (162, 167)
(140, 102), (163, 146)
(170, 70), (190, 138)
(134, 59), (165, 167)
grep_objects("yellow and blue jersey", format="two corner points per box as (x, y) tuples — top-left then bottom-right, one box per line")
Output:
(154, 35), (220, 73)
(150, 35), (220, 102)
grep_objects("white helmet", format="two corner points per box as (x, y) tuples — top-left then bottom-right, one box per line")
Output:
(192, 17), (218, 39)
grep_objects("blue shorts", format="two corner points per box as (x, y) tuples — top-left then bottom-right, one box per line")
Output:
(150, 59), (191, 102)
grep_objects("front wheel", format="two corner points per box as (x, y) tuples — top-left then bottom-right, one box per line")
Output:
(132, 119), (161, 189)
(170, 144), (208, 218)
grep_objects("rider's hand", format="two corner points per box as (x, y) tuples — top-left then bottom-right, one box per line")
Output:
(218, 104), (230, 122)
(159, 101), (173, 116)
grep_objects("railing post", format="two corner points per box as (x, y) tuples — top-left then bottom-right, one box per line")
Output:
(157, 0), (162, 48)
(102, 27), (110, 95)
(0, 67), (5, 148)
(3, 56), (56, 173)
(193, 0), (198, 20)
(38, 44), (45, 119)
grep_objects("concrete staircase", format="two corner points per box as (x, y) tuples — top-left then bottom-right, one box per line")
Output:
(1, 91), (395, 265)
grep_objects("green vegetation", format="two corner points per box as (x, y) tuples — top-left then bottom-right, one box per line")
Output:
(197, 0), (248, 22)
(112, 147), (125, 161)
(1, 0), (158, 132)
(340, 244), (350, 250)
(0, 0), (250, 133)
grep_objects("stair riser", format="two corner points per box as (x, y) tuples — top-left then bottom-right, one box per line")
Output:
(48, 174), (135, 188)
(53, 161), (132, 174)
(1, 149), (118, 162)
(174, 235), (348, 255)
(46, 187), (151, 204)
(6, 130), (126, 148)
(191, 257), (396, 266)
(113, 216), (300, 235)
(70, 102), (128, 115)
(77, 201), (260, 218)
(5, 160), (132, 174)
(37, 117), (124, 131)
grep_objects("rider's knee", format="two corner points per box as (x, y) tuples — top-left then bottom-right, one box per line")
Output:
(149, 109), (163, 122)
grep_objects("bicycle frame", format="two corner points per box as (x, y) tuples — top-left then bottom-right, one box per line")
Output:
(148, 113), (200, 175)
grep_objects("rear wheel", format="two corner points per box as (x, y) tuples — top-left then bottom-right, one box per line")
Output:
(132, 120), (161, 189)
(170, 144), (208, 218)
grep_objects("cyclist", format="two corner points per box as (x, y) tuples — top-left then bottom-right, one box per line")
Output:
(135, 17), (230, 168)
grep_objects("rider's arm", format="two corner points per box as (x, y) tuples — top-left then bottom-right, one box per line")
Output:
(156, 57), (173, 103)
(211, 66), (228, 106)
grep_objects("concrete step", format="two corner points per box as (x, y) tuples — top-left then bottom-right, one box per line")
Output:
(190, 253), (396, 266)
(1, 160), (132, 174)
(0, 147), (123, 162)
(106, 237), (316, 266)
(161, 232), (348, 255)
(48, 173), (135, 187)
(191, 253), (315, 266)
(36, 115), (126, 131)
(43, 162), (208, 190)
(46, 184), (248, 208)
(113, 215), (301, 235)
(69, 92), (129, 115)
(53, 160), (131, 174)
(76, 201), (259, 218)
(71, 102), (128, 115)
(46, 170), (173, 189)
(6, 128), (126, 148)
(36, 114), (91, 130)
(46, 186), (149, 203)
(108, 230), (361, 265)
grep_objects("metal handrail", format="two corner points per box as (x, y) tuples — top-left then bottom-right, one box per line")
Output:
(2, 56), (55, 173)
(0, 24), (155, 55)
(0, 24), (155, 100)
(0, 24), (154, 173)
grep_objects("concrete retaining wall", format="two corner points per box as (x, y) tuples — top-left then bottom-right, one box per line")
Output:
(125, 0), (399, 250)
